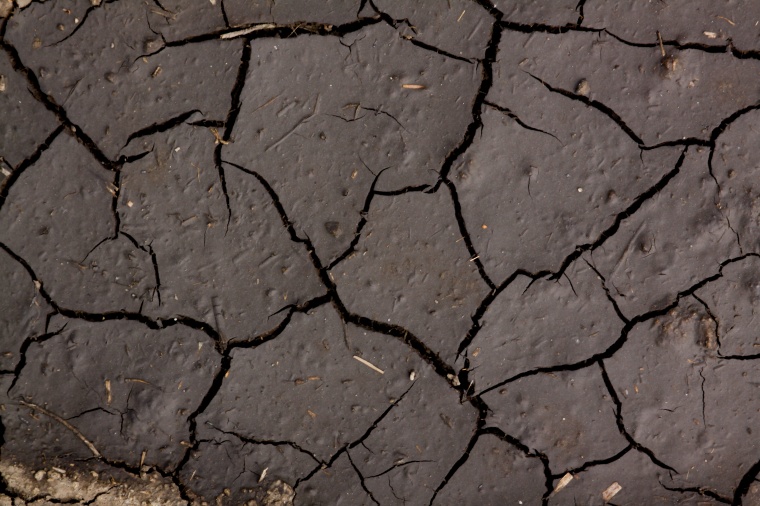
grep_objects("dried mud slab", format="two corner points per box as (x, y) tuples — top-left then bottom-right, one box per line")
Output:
(223, 0), (361, 27)
(0, 133), (154, 313)
(0, 49), (58, 169)
(499, 0), (582, 26)
(4, 1), (239, 159)
(181, 439), (312, 505)
(431, 433), (546, 505)
(5, 317), (219, 470)
(606, 292), (760, 498)
(224, 22), (481, 260)
(547, 449), (712, 505)
(482, 367), (627, 472)
(296, 453), (373, 506)
(370, 0), (493, 60)
(0, 248), (50, 372)
(584, 1), (760, 50)
(713, 107), (760, 255)
(197, 305), (425, 463)
(694, 257), (760, 357)
(145, 0), (227, 42)
(120, 124), (323, 342)
(331, 189), (489, 363)
(455, 94), (682, 282)
(344, 372), (478, 505)
(590, 147), (739, 318)
(492, 30), (760, 147)
(465, 260), (624, 393)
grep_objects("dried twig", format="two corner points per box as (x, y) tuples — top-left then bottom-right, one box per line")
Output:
(19, 401), (101, 458)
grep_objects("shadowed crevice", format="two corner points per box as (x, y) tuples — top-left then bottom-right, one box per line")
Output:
(0, 125), (65, 214)
(733, 458), (760, 505)
(442, 178), (496, 290)
(551, 444), (632, 479)
(484, 100), (562, 143)
(0, 41), (119, 172)
(215, 38), (252, 229)
(598, 360), (679, 474)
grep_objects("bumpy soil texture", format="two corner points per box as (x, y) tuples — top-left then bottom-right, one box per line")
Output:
(3, 0), (760, 505)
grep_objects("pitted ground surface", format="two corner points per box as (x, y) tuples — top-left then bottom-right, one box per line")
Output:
(2, 1), (760, 505)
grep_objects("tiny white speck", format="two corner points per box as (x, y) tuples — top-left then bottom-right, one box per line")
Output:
(577, 187), (583, 192)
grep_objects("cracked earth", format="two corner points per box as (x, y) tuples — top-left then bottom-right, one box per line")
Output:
(2, 0), (760, 504)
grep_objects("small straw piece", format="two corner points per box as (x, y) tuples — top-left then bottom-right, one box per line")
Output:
(105, 379), (112, 405)
(353, 355), (385, 374)
(657, 31), (666, 57)
(220, 24), (276, 39)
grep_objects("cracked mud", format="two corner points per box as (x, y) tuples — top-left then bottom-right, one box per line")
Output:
(2, 0), (760, 505)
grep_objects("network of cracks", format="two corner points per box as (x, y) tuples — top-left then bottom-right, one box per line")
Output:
(2, 0), (760, 504)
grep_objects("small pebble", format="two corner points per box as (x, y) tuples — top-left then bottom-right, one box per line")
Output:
(576, 79), (590, 96)
(324, 221), (342, 238)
